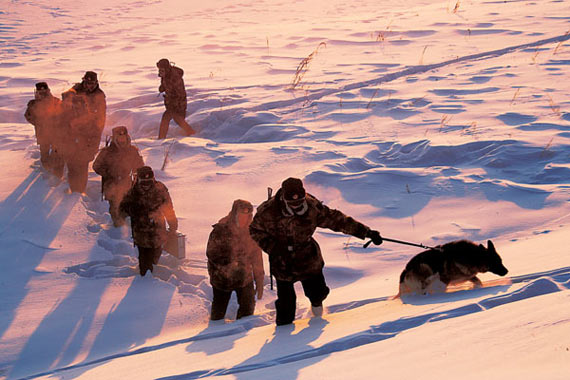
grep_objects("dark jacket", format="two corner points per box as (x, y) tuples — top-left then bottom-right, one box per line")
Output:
(93, 141), (145, 200)
(249, 189), (370, 282)
(24, 94), (62, 146)
(207, 200), (264, 291)
(60, 83), (106, 161)
(159, 66), (187, 114)
(119, 181), (177, 248)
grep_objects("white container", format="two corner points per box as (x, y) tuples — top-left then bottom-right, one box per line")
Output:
(165, 231), (186, 259)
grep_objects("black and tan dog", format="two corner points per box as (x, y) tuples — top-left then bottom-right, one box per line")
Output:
(398, 240), (508, 296)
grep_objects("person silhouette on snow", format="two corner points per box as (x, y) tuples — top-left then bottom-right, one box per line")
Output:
(93, 126), (145, 227)
(61, 71), (106, 193)
(24, 82), (65, 178)
(120, 166), (178, 276)
(156, 58), (195, 139)
(207, 199), (265, 321)
(249, 177), (383, 326)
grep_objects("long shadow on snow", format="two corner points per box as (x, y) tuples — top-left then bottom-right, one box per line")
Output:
(156, 269), (569, 380)
(8, 271), (114, 379)
(15, 267), (569, 380)
(161, 319), (329, 380)
(0, 170), (77, 357)
(60, 276), (176, 380)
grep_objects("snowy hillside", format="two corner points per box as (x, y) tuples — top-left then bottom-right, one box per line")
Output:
(1, 0), (569, 379)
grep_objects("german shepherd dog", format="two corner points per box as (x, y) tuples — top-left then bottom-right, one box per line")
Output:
(399, 240), (508, 296)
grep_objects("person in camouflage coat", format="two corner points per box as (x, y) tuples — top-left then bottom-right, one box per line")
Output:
(93, 126), (145, 227)
(207, 199), (265, 320)
(249, 177), (383, 325)
(24, 82), (65, 178)
(119, 166), (178, 276)
(156, 58), (195, 139)
(61, 71), (106, 193)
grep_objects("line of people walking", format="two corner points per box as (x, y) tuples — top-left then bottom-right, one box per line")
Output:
(24, 61), (383, 326)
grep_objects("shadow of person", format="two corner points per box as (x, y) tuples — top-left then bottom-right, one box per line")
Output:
(0, 170), (78, 348)
(7, 262), (114, 379)
(184, 319), (250, 356)
(69, 274), (175, 373)
(157, 318), (330, 380)
(234, 318), (330, 380)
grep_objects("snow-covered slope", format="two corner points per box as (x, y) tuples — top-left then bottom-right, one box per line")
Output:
(1, 0), (569, 379)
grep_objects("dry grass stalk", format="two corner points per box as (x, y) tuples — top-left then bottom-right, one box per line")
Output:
(366, 88), (380, 109)
(546, 94), (561, 116)
(531, 49), (540, 64)
(553, 31), (569, 55)
(291, 42), (327, 90)
(161, 140), (176, 171)
(419, 45), (428, 65)
(440, 115), (452, 131)
(511, 88), (520, 105)
(540, 137), (554, 158)
(452, 1), (461, 13)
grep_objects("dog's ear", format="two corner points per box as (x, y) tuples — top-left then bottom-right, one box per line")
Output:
(478, 244), (485, 251)
(487, 240), (495, 251)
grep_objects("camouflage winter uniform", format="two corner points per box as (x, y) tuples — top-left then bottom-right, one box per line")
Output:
(25, 93), (62, 148)
(24, 89), (65, 176)
(60, 75), (106, 193)
(207, 199), (264, 320)
(249, 189), (371, 282)
(93, 131), (144, 225)
(61, 82), (106, 162)
(159, 65), (187, 115)
(119, 181), (177, 248)
(207, 201), (264, 291)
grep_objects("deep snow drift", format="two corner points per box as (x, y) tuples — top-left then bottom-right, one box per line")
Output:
(1, 0), (569, 379)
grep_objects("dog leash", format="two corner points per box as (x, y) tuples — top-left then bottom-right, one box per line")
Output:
(364, 237), (438, 250)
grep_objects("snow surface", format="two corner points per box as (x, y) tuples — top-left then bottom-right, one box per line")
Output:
(1, 0), (569, 379)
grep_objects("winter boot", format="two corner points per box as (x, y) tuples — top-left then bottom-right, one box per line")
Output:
(311, 303), (324, 317)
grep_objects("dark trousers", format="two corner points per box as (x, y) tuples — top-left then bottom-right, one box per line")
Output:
(67, 160), (89, 193)
(211, 282), (256, 321)
(137, 246), (162, 276)
(158, 109), (194, 139)
(275, 272), (330, 326)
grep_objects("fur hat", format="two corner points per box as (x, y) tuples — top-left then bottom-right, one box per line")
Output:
(137, 166), (154, 180)
(112, 126), (128, 137)
(281, 177), (306, 201)
(156, 58), (170, 69)
(35, 82), (49, 90)
(83, 71), (98, 82)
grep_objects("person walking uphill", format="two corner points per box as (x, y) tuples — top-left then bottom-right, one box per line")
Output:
(207, 200), (265, 321)
(249, 177), (383, 326)
(61, 71), (106, 193)
(93, 126), (145, 227)
(120, 166), (178, 276)
(24, 82), (65, 178)
(156, 58), (195, 139)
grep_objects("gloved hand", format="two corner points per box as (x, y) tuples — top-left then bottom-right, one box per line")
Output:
(255, 279), (264, 300)
(367, 229), (383, 245)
